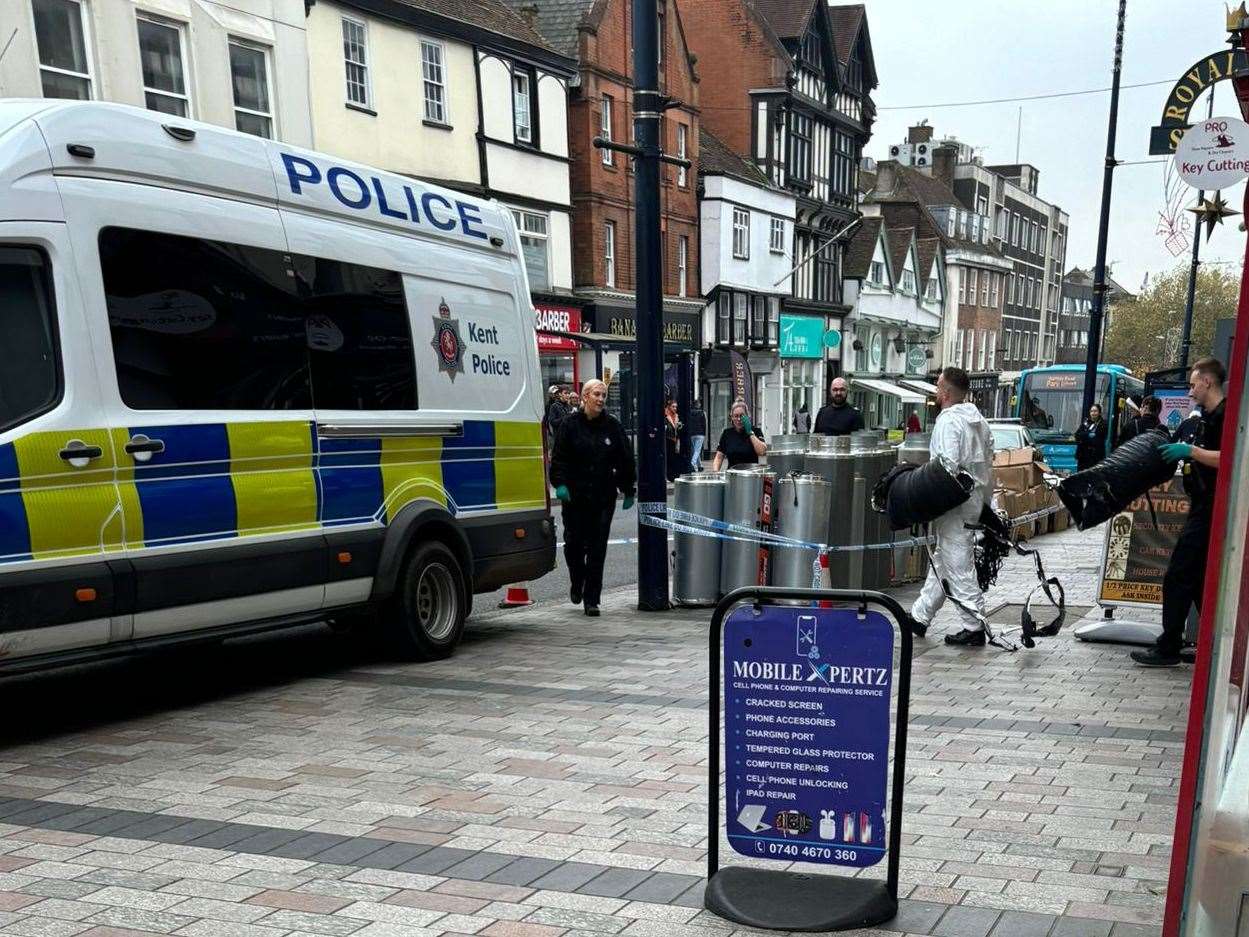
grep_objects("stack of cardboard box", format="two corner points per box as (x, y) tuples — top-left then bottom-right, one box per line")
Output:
(991, 447), (1065, 537)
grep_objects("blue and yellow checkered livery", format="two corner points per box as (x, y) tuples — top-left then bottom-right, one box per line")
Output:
(0, 419), (545, 563)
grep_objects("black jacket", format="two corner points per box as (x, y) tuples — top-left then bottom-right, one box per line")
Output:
(1074, 419), (1108, 469)
(686, 406), (707, 437)
(813, 403), (865, 436)
(544, 399), (569, 436)
(549, 409), (637, 504)
(1118, 413), (1160, 447)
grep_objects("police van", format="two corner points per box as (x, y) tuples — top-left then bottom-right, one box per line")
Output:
(0, 100), (554, 670)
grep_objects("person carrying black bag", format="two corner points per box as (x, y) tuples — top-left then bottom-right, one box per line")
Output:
(1132, 358), (1226, 667)
(549, 379), (636, 618)
(1118, 396), (1161, 447)
(1074, 404), (1108, 471)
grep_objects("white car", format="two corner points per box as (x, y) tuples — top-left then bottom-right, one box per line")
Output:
(987, 419), (1036, 452)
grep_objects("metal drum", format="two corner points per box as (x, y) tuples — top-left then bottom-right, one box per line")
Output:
(767, 433), (808, 477)
(720, 465), (775, 593)
(771, 473), (831, 591)
(893, 432), (933, 584)
(850, 432), (889, 589)
(672, 473), (726, 606)
(809, 434), (851, 453)
(804, 442), (855, 588)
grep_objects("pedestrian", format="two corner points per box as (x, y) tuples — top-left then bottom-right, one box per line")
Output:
(687, 399), (707, 471)
(1118, 396), (1161, 447)
(712, 400), (767, 470)
(664, 398), (683, 482)
(1074, 403), (1108, 471)
(793, 404), (811, 434)
(1132, 358), (1226, 667)
(544, 385), (568, 447)
(549, 378), (636, 618)
(906, 409), (922, 434)
(908, 367), (995, 646)
(814, 377), (865, 435)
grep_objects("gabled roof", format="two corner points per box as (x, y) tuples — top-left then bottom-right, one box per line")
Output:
(1065, 266), (1135, 299)
(916, 237), (941, 283)
(843, 216), (883, 279)
(497, 0), (601, 58)
(872, 162), (1005, 256)
(827, 5), (877, 88)
(752, 0), (816, 40)
(698, 129), (771, 186)
(886, 226), (916, 282)
(397, 0), (563, 55)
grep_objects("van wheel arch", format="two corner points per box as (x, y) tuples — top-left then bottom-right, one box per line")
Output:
(371, 501), (473, 606)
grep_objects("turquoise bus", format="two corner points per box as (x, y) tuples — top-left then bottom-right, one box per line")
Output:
(1015, 364), (1145, 473)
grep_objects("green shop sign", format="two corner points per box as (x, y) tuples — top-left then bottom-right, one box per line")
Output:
(779, 314), (825, 358)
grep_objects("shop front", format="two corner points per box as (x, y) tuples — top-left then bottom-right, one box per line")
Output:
(778, 312), (825, 434)
(582, 300), (701, 436)
(534, 303), (583, 391)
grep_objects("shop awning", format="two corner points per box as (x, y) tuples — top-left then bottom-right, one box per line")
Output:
(899, 379), (939, 396)
(852, 377), (925, 404)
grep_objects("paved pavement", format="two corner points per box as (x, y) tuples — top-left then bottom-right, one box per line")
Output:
(0, 524), (1190, 937)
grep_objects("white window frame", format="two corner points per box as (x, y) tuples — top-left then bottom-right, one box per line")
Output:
(979, 270), (989, 306)
(869, 260), (885, 286)
(770, 218), (785, 254)
(732, 207), (750, 260)
(677, 235), (688, 298)
(341, 15), (370, 108)
(677, 123), (688, 186)
(958, 267), (966, 303)
(228, 37), (274, 139)
(990, 271), (999, 307)
(604, 221), (616, 288)
(968, 268), (978, 305)
(136, 12), (192, 117)
(32, 0), (95, 99)
(420, 38), (448, 124)
(600, 94), (614, 166)
(900, 268), (916, 295)
(925, 274), (939, 301)
(510, 208), (549, 289)
(512, 69), (532, 143)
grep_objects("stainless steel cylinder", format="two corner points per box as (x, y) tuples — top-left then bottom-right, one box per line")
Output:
(804, 446), (855, 587)
(672, 473), (726, 606)
(719, 465), (775, 593)
(893, 432), (932, 583)
(809, 434), (851, 453)
(771, 473), (831, 590)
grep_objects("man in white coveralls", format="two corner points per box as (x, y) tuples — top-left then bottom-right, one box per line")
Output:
(909, 366), (995, 646)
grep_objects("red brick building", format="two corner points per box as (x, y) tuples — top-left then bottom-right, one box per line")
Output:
(675, 0), (876, 393)
(511, 0), (703, 426)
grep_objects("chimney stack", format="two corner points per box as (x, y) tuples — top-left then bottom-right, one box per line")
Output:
(907, 121), (933, 144)
(932, 143), (957, 186)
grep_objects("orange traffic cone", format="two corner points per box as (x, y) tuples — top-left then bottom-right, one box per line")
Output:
(818, 553), (834, 608)
(498, 582), (535, 608)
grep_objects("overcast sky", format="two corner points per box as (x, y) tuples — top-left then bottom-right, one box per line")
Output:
(859, 0), (1246, 294)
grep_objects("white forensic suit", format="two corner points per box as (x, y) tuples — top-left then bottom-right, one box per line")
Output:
(910, 402), (995, 631)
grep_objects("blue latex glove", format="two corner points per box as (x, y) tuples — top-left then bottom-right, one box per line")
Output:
(622, 495), (635, 510)
(554, 484), (571, 502)
(1159, 442), (1192, 463)
(741, 415), (754, 436)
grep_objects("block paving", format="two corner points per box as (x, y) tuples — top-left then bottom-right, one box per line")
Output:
(0, 525), (1189, 936)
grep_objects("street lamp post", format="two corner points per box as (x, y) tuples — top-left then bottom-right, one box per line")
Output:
(1082, 0), (1127, 419)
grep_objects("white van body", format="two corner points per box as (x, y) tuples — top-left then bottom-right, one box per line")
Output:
(0, 100), (554, 669)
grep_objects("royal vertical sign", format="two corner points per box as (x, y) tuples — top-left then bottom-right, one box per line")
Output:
(723, 606), (893, 868)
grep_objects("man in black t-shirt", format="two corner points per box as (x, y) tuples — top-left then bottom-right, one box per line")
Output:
(1133, 358), (1226, 667)
(814, 377), (865, 435)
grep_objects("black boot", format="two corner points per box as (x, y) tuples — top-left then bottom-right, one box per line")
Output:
(570, 583), (583, 605)
(584, 603), (600, 617)
(1131, 647), (1182, 667)
(907, 615), (928, 639)
(944, 628), (986, 647)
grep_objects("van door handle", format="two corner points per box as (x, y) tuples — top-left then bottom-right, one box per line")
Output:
(59, 440), (103, 467)
(124, 435), (165, 462)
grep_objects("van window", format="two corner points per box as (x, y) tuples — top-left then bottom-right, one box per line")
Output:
(100, 228), (311, 410)
(296, 257), (417, 410)
(0, 247), (61, 432)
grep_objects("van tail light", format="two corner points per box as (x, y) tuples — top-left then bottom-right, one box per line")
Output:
(541, 428), (552, 513)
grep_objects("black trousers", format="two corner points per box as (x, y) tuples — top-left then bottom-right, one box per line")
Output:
(563, 499), (616, 606)
(1158, 510), (1212, 655)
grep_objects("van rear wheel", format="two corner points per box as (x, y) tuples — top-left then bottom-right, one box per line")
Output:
(386, 541), (467, 660)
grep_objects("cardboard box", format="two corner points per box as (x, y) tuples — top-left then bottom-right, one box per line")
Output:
(994, 462), (1042, 493)
(1000, 489), (1031, 519)
(1053, 509), (1070, 532)
(993, 446), (1039, 468)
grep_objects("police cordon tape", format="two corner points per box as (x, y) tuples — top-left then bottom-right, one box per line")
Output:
(631, 500), (1066, 591)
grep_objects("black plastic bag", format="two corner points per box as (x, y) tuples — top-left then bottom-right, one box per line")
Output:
(872, 457), (974, 531)
(1057, 428), (1174, 530)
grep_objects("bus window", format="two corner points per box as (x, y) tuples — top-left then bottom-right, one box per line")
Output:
(1020, 372), (1110, 439)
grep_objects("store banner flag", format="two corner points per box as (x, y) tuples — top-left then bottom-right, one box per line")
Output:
(730, 350), (754, 416)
